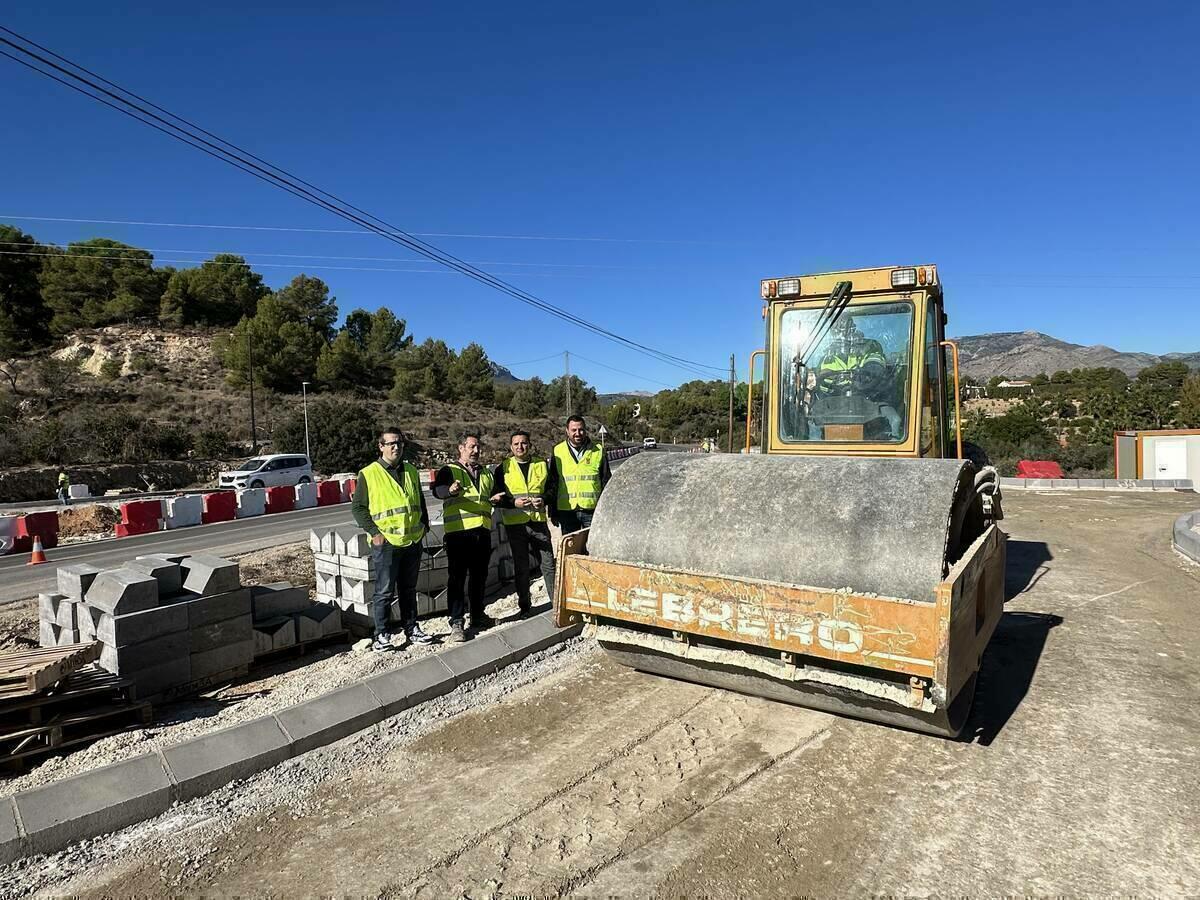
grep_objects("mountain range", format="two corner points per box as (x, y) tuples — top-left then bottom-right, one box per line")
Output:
(951, 331), (1200, 379)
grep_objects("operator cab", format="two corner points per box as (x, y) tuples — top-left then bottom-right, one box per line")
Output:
(759, 266), (956, 458)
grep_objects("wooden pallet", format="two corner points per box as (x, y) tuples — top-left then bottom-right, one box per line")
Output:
(0, 698), (153, 768)
(0, 643), (102, 699)
(0, 665), (132, 726)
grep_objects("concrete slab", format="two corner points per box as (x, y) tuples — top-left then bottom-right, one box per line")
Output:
(497, 611), (584, 658)
(180, 554), (240, 595)
(86, 570), (159, 615)
(275, 682), (384, 756)
(124, 557), (183, 597)
(96, 602), (189, 647)
(56, 562), (101, 601)
(13, 752), (172, 855)
(100, 630), (189, 675)
(250, 582), (311, 620)
(190, 614), (253, 654)
(438, 632), (518, 684)
(163, 717), (293, 802)
(362, 655), (457, 717)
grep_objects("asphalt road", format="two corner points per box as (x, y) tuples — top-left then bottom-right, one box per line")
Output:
(0, 504), (354, 603)
(50, 489), (1200, 896)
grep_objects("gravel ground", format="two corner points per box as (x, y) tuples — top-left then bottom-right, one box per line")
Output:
(1, 541), (543, 795)
(0, 635), (594, 899)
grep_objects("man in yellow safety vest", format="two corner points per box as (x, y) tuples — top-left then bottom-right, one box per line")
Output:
(351, 427), (433, 653)
(548, 415), (611, 535)
(491, 430), (555, 616)
(432, 432), (506, 642)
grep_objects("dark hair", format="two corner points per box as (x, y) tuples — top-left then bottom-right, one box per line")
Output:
(458, 431), (481, 446)
(566, 415), (586, 427)
(510, 430), (531, 442)
(379, 426), (405, 443)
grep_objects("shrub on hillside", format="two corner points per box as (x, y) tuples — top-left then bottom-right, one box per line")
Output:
(193, 428), (232, 459)
(273, 397), (380, 475)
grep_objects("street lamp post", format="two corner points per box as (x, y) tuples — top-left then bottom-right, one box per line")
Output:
(301, 381), (312, 462)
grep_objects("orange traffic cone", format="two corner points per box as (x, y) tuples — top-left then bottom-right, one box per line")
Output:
(27, 535), (48, 566)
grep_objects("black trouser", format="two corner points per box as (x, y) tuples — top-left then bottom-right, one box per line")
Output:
(556, 507), (594, 536)
(370, 540), (422, 638)
(445, 526), (493, 626)
(504, 521), (556, 608)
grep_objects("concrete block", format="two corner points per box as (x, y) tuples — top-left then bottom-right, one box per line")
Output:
(38, 621), (56, 647)
(56, 562), (101, 601)
(253, 617), (297, 655)
(55, 627), (80, 646)
(171, 586), (252, 629)
(67, 483), (89, 500)
(319, 529), (337, 554)
(334, 526), (370, 558)
(315, 569), (339, 599)
(190, 614), (253, 654)
(78, 605), (100, 641)
(137, 552), (188, 565)
(313, 552), (341, 576)
(1134, 479), (1156, 489)
(438, 632), (518, 684)
(124, 557), (183, 598)
(293, 608), (323, 643)
(14, 752), (172, 856)
(38, 592), (67, 623)
(163, 718), (292, 802)
(164, 494), (204, 529)
(416, 568), (447, 595)
(276, 682), (384, 756)
(87, 570), (159, 615)
(338, 555), (376, 580)
(191, 638), (255, 680)
(94, 603), (188, 647)
(1176, 479), (1195, 491)
(1077, 478), (1105, 489)
(180, 554), (240, 595)
(340, 575), (375, 604)
(308, 527), (328, 551)
(128, 655), (192, 700)
(100, 630), (188, 675)
(362, 655), (456, 717)
(1027, 478), (1052, 490)
(301, 602), (342, 637)
(503, 611), (583, 657)
(250, 582), (311, 621)
(295, 482), (318, 510)
(235, 488), (266, 518)
(1051, 478), (1076, 489)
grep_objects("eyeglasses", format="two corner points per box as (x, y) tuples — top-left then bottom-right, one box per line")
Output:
(380, 440), (403, 449)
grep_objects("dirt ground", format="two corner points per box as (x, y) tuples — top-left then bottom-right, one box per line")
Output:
(56, 505), (121, 541)
(5, 490), (1200, 897)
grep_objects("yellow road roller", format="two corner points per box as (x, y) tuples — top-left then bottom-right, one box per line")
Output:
(553, 266), (1006, 737)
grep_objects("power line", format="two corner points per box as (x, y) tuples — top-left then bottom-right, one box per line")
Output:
(0, 28), (726, 378)
(0, 214), (735, 245)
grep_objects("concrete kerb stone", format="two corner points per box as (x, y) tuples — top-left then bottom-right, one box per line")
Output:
(0, 610), (582, 861)
(163, 717), (293, 802)
(86, 570), (159, 615)
(56, 562), (101, 601)
(1173, 510), (1200, 564)
(180, 554), (240, 595)
(13, 752), (173, 856)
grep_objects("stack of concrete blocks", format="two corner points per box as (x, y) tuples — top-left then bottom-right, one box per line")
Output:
(40, 556), (259, 701)
(162, 495), (203, 529)
(249, 580), (343, 657)
(294, 481), (318, 510)
(235, 488), (266, 519)
(311, 512), (515, 637)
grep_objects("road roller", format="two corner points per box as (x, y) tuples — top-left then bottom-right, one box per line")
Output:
(553, 266), (1006, 737)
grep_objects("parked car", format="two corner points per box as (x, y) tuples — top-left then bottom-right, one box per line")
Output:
(219, 454), (313, 490)
(643, 437), (658, 449)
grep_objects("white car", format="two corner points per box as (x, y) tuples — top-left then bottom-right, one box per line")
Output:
(219, 454), (313, 490)
(643, 437), (658, 449)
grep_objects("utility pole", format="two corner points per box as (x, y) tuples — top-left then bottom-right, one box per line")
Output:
(728, 353), (735, 453)
(247, 329), (259, 453)
(564, 350), (572, 418)
(301, 381), (312, 462)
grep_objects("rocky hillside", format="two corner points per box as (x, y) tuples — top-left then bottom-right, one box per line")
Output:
(952, 330), (1200, 379)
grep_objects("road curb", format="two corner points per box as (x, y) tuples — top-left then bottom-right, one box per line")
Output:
(1173, 510), (1200, 564)
(0, 611), (582, 863)
(1001, 477), (1194, 491)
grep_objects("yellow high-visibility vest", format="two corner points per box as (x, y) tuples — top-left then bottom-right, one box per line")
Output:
(359, 460), (425, 547)
(442, 463), (495, 533)
(499, 457), (548, 526)
(553, 441), (603, 511)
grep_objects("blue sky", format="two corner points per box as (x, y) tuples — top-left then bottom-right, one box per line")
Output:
(3, 1), (1197, 392)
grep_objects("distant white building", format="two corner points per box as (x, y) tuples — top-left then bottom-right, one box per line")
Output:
(998, 379), (1032, 389)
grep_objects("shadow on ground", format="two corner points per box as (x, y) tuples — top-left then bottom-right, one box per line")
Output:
(965, 610), (1062, 746)
(1005, 540), (1053, 600)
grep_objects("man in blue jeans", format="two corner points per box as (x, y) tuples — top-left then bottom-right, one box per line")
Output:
(351, 427), (435, 652)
